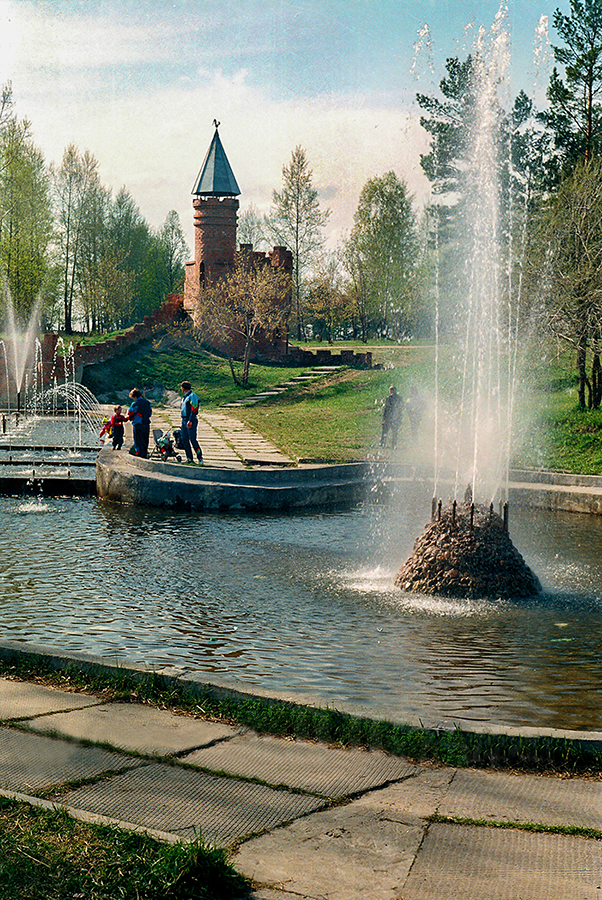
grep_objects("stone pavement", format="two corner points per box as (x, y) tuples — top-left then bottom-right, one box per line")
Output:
(0, 675), (600, 898)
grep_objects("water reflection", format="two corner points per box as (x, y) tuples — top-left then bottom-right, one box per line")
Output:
(0, 496), (601, 731)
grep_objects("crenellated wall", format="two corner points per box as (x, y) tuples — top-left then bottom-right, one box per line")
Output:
(39, 294), (183, 385)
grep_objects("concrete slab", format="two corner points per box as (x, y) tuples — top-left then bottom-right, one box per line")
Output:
(373, 765), (456, 819)
(61, 762), (327, 845)
(202, 412), (294, 466)
(402, 822), (602, 899)
(234, 784), (426, 900)
(24, 702), (240, 756)
(441, 769), (602, 829)
(184, 733), (416, 798)
(0, 676), (102, 720)
(0, 726), (138, 793)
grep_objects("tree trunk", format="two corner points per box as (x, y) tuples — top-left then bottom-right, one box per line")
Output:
(592, 349), (602, 409)
(242, 337), (252, 387)
(577, 334), (587, 409)
(228, 354), (241, 387)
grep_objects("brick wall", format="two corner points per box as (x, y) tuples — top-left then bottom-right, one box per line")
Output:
(40, 295), (183, 384)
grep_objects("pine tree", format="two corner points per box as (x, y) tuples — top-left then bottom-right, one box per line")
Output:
(543, 0), (602, 181)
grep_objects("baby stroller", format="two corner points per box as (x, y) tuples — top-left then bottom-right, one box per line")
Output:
(151, 428), (181, 462)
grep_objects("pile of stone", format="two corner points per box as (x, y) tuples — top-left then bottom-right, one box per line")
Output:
(395, 503), (541, 599)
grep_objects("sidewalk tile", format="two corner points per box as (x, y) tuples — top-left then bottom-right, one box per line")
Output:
(402, 822), (601, 900)
(0, 677), (102, 720)
(441, 769), (602, 830)
(61, 762), (326, 845)
(0, 726), (139, 793)
(24, 702), (240, 756)
(184, 733), (416, 798)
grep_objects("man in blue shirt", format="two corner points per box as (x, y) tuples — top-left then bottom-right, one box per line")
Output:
(180, 381), (203, 464)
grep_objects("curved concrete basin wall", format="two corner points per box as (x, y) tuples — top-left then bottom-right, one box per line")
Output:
(96, 446), (374, 511)
(96, 449), (602, 515)
(507, 469), (602, 516)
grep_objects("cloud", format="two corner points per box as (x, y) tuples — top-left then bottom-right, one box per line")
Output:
(22, 65), (430, 249)
(3, 1), (432, 251)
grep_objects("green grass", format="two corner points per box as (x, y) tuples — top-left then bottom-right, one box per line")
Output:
(82, 330), (602, 473)
(429, 812), (602, 841)
(0, 655), (599, 776)
(0, 798), (250, 900)
(233, 356), (431, 462)
(519, 395), (602, 474)
(81, 334), (320, 408)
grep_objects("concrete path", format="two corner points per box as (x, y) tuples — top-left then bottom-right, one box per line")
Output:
(0, 675), (600, 898)
(99, 405), (295, 469)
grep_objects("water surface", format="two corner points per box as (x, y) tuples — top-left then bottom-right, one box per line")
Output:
(1, 495), (600, 731)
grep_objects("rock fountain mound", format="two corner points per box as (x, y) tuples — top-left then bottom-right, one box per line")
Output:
(395, 504), (542, 599)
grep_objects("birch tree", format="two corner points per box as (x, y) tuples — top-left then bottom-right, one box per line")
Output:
(266, 146), (329, 341)
(192, 256), (291, 386)
(0, 118), (52, 317)
(53, 145), (100, 332)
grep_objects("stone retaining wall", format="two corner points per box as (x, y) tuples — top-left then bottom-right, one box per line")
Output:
(96, 452), (602, 517)
(40, 294), (183, 384)
(285, 346), (373, 368)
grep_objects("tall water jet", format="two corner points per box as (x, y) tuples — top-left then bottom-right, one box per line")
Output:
(398, 8), (540, 598)
(451, 14), (513, 504)
(1, 283), (43, 412)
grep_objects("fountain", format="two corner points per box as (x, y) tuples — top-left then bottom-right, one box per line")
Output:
(395, 500), (541, 598)
(0, 287), (102, 492)
(396, 9), (541, 599)
(0, 8), (599, 739)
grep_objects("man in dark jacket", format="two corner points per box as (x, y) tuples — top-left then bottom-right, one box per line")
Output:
(380, 385), (403, 449)
(127, 389), (152, 458)
(180, 381), (203, 464)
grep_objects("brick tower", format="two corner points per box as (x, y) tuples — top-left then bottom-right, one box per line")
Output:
(184, 121), (240, 310)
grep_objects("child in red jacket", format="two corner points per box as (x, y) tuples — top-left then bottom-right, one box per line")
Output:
(100, 405), (128, 450)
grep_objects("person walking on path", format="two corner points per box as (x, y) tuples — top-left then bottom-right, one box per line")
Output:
(180, 381), (203, 465)
(405, 383), (424, 439)
(380, 385), (403, 449)
(127, 389), (152, 458)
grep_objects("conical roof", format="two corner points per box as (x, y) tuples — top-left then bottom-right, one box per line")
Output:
(192, 123), (240, 196)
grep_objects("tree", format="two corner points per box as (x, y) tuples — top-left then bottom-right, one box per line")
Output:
(106, 187), (155, 325)
(343, 239), (370, 342)
(237, 203), (268, 250)
(155, 210), (188, 295)
(346, 172), (422, 339)
(77, 178), (111, 331)
(417, 56), (490, 322)
(530, 159), (602, 408)
(266, 146), (329, 341)
(305, 251), (352, 342)
(543, 0), (602, 181)
(417, 56), (478, 200)
(53, 145), (101, 332)
(0, 118), (52, 319)
(0, 82), (13, 135)
(191, 256), (291, 386)
(138, 210), (189, 317)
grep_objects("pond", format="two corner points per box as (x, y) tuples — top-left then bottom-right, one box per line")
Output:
(1, 493), (601, 732)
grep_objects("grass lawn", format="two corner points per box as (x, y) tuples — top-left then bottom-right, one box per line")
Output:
(83, 331), (602, 474)
(0, 798), (249, 900)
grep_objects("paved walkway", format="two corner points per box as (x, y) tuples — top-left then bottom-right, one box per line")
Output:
(0, 675), (600, 898)
(99, 405), (295, 469)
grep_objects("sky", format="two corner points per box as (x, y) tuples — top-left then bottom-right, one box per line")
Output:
(0, 0), (570, 250)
